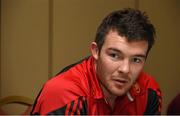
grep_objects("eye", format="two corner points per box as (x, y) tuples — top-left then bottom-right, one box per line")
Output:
(131, 57), (142, 63)
(109, 53), (120, 59)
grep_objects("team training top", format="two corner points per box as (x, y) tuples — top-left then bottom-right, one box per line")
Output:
(31, 56), (162, 115)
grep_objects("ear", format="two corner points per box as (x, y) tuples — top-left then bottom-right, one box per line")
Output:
(90, 42), (99, 60)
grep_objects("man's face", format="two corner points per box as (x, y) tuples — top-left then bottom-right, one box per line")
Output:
(91, 30), (148, 97)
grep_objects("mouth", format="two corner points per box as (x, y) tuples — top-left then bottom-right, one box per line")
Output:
(113, 79), (128, 86)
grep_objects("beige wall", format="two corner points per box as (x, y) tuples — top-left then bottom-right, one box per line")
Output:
(139, 0), (180, 114)
(0, 0), (49, 98)
(52, 0), (136, 75)
(0, 0), (179, 114)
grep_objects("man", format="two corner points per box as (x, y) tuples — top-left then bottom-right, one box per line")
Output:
(31, 8), (162, 115)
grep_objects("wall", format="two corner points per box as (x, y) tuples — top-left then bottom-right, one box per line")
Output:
(0, 0), (49, 113)
(140, 0), (180, 114)
(0, 0), (179, 114)
(52, 0), (136, 75)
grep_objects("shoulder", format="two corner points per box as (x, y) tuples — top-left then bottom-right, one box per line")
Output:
(138, 71), (160, 93)
(32, 57), (92, 114)
(131, 71), (161, 99)
(44, 69), (87, 99)
(137, 71), (162, 114)
(34, 70), (87, 114)
(44, 57), (92, 97)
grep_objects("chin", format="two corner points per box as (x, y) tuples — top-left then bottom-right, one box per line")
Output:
(111, 89), (127, 96)
(111, 86), (131, 96)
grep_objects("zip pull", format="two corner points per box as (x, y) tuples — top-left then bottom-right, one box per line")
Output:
(127, 91), (134, 102)
(104, 98), (109, 104)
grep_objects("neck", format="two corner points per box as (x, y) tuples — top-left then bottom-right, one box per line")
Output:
(100, 83), (117, 109)
(93, 59), (117, 109)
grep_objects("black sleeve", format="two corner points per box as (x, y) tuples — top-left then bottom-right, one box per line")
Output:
(144, 88), (161, 115)
(47, 96), (88, 115)
(31, 96), (88, 115)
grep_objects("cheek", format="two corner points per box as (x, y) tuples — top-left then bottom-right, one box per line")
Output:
(130, 66), (144, 80)
(100, 58), (117, 74)
(96, 59), (114, 80)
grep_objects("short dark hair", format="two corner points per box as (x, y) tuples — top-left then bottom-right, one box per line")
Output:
(95, 8), (156, 54)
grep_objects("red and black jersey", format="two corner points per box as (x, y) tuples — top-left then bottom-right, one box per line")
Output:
(31, 56), (162, 115)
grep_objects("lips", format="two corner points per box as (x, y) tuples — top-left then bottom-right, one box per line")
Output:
(112, 78), (128, 86)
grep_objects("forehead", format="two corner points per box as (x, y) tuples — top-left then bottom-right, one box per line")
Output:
(102, 31), (148, 55)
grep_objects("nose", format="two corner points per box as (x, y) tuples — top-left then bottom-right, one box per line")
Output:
(118, 59), (130, 74)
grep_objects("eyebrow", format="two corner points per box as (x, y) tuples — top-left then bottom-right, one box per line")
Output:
(108, 48), (122, 53)
(134, 54), (147, 59)
(107, 48), (147, 59)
